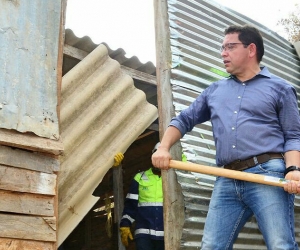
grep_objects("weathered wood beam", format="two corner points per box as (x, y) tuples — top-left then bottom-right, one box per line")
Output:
(0, 238), (55, 250)
(0, 214), (56, 242)
(122, 65), (157, 86)
(0, 129), (63, 156)
(0, 145), (59, 173)
(113, 166), (126, 250)
(0, 190), (54, 216)
(63, 44), (157, 85)
(63, 43), (88, 60)
(154, 0), (185, 249)
(0, 165), (56, 195)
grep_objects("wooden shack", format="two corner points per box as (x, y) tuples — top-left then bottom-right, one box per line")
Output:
(0, 0), (66, 249)
(0, 1), (158, 249)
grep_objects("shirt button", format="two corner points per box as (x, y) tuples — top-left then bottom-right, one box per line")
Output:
(234, 111), (237, 114)
(238, 96), (241, 99)
(232, 127), (235, 130)
(232, 145), (236, 148)
(242, 83), (246, 86)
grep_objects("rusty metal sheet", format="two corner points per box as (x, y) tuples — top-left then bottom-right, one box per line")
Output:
(0, 1), (61, 139)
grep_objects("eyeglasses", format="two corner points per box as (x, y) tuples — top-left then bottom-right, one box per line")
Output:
(220, 43), (249, 53)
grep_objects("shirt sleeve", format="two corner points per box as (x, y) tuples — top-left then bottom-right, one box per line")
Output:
(120, 177), (139, 227)
(170, 87), (212, 136)
(278, 85), (300, 152)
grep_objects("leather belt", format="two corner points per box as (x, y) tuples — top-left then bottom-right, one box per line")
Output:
(224, 153), (284, 171)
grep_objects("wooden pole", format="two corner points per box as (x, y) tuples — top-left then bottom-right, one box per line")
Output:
(154, 0), (185, 249)
(113, 165), (126, 250)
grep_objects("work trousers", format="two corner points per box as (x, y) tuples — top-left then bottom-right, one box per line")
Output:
(135, 237), (164, 250)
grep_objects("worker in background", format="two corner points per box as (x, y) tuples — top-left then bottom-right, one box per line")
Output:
(120, 142), (164, 250)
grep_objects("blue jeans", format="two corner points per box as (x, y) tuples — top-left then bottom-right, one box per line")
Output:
(201, 159), (298, 250)
(135, 237), (164, 250)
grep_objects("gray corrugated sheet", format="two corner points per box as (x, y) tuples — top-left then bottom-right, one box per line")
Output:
(0, 1), (60, 139)
(58, 44), (158, 245)
(167, 0), (300, 249)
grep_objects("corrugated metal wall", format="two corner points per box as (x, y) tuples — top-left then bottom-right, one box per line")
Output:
(166, 0), (300, 249)
(0, 0), (61, 139)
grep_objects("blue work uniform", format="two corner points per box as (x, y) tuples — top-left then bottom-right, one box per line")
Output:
(120, 168), (164, 241)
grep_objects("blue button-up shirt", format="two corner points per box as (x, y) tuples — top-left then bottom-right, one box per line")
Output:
(170, 67), (300, 166)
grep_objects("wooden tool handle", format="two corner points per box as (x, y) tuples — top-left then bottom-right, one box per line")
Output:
(169, 160), (288, 187)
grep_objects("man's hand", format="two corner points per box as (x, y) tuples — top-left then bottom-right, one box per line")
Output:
(284, 170), (300, 194)
(151, 147), (172, 170)
(120, 227), (133, 247)
(151, 126), (182, 170)
(113, 153), (124, 167)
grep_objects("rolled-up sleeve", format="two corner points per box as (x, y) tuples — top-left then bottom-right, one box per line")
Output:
(279, 85), (300, 152)
(169, 90), (211, 137)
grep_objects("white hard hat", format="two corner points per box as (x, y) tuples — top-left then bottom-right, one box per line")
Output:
(152, 142), (160, 154)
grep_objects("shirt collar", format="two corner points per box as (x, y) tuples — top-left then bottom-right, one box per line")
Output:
(257, 66), (271, 78)
(229, 66), (271, 82)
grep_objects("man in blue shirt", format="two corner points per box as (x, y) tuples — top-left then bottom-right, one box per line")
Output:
(152, 25), (300, 249)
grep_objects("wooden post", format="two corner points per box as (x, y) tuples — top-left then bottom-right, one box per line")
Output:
(113, 165), (126, 250)
(153, 0), (185, 249)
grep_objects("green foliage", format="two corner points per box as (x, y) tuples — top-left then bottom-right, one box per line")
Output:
(210, 68), (230, 77)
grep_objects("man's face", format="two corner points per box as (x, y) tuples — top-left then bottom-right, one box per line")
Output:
(221, 33), (250, 76)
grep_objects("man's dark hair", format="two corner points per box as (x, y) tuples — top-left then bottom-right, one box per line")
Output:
(224, 25), (264, 63)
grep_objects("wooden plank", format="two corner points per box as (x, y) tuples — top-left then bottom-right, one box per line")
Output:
(64, 43), (88, 60)
(0, 190), (54, 216)
(0, 145), (59, 173)
(0, 238), (55, 250)
(0, 214), (56, 242)
(0, 129), (63, 156)
(0, 165), (56, 195)
(121, 65), (157, 85)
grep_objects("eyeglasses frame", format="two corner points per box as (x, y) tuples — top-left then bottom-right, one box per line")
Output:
(220, 42), (250, 53)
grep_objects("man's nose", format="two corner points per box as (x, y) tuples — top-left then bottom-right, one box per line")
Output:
(220, 48), (228, 56)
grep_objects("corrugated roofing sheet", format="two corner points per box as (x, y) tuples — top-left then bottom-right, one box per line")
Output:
(167, 0), (300, 249)
(64, 29), (156, 75)
(0, 0), (61, 139)
(58, 44), (158, 245)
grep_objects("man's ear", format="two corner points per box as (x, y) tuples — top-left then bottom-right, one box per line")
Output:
(248, 43), (257, 59)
